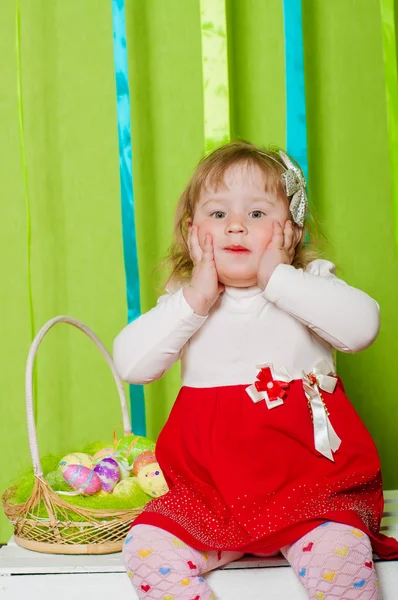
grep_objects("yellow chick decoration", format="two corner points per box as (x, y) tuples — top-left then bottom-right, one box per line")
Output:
(133, 453), (169, 498)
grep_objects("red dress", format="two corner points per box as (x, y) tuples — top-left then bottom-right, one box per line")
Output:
(132, 378), (398, 559)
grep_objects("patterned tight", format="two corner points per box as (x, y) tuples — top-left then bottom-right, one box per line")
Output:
(123, 522), (381, 599)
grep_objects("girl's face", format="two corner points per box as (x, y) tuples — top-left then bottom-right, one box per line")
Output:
(190, 162), (298, 287)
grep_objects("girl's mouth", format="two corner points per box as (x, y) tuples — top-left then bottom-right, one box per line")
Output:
(224, 245), (250, 254)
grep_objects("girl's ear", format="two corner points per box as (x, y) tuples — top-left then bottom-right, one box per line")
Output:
(294, 225), (303, 248)
(186, 217), (192, 230)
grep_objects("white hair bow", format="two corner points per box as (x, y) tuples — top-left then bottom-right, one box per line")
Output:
(279, 151), (308, 227)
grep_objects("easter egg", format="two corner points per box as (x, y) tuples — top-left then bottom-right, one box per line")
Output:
(116, 435), (156, 466)
(58, 453), (93, 473)
(113, 477), (152, 506)
(93, 457), (120, 493)
(62, 464), (101, 495)
(92, 447), (116, 464)
(137, 462), (168, 498)
(132, 450), (157, 476)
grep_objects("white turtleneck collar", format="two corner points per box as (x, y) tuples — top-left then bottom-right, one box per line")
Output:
(223, 285), (263, 299)
(219, 284), (267, 312)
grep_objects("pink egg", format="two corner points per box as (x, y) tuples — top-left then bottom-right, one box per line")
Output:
(62, 464), (101, 495)
(93, 457), (121, 493)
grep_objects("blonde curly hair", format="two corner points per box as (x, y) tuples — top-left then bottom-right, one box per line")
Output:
(160, 139), (323, 291)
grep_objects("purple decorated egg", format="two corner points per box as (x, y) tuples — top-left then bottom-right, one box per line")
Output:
(93, 457), (121, 493)
(62, 465), (101, 495)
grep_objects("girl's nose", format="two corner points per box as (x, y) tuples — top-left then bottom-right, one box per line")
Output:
(226, 219), (248, 234)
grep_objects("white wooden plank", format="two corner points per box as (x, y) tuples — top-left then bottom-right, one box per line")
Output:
(0, 542), (124, 575)
(1, 563), (397, 600)
(208, 563), (398, 600)
(1, 532), (397, 575)
(0, 573), (136, 600)
(3, 541), (397, 575)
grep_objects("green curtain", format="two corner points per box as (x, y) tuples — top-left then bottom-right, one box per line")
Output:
(1, 0), (397, 543)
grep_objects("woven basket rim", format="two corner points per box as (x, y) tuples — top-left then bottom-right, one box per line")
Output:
(14, 535), (125, 555)
(2, 476), (146, 521)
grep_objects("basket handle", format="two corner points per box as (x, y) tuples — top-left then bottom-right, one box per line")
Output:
(26, 316), (132, 477)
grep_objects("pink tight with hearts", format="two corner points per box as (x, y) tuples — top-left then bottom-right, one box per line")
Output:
(281, 521), (381, 599)
(123, 522), (381, 599)
(122, 524), (243, 599)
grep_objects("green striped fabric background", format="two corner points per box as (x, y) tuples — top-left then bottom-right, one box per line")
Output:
(0, 0), (397, 542)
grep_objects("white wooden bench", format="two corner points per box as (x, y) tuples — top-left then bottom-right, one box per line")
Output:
(1, 491), (397, 599)
(1, 538), (397, 599)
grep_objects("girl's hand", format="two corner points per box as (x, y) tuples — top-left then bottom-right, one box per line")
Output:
(183, 226), (225, 316)
(257, 220), (297, 290)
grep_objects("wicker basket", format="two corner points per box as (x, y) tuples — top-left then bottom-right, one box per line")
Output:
(2, 315), (145, 555)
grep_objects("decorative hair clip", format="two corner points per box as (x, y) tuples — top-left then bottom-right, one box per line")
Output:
(278, 151), (308, 228)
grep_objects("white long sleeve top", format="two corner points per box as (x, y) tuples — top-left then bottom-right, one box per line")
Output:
(113, 260), (380, 388)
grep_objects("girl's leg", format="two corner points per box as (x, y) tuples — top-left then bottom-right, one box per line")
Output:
(122, 524), (244, 599)
(281, 521), (381, 599)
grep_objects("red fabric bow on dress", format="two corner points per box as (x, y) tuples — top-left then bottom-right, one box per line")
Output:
(246, 363), (293, 409)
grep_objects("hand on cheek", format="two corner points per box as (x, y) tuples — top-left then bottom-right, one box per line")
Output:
(184, 225), (225, 316)
(257, 220), (299, 290)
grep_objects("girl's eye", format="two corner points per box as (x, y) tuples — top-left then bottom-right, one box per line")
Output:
(249, 210), (266, 219)
(210, 211), (226, 219)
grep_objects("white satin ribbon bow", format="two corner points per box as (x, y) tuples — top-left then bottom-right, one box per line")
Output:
(302, 359), (342, 462)
(246, 363), (293, 410)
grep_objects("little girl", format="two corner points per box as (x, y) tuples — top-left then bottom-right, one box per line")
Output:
(113, 140), (398, 600)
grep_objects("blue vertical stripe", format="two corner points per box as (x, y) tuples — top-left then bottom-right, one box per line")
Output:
(282, 0), (308, 183)
(112, 0), (146, 435)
